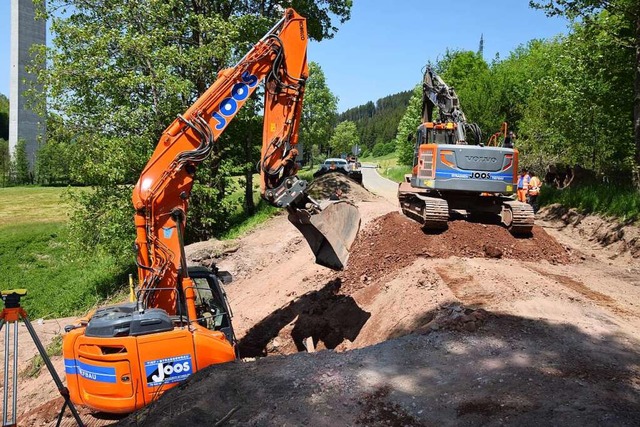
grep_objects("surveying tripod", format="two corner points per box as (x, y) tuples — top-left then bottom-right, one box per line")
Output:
(0, 289), (83, 427)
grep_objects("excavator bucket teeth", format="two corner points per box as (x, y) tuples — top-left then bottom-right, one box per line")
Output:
(288, 201), (361, 270)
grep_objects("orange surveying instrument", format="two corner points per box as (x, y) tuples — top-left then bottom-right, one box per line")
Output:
(0, 289), (83, 427)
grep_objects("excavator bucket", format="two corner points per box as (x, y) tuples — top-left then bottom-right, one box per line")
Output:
(288, 201), (361, 270)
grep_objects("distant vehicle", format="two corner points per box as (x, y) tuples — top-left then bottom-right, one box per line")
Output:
(346, 154), (362, 169)
(314, 157), (363, 184)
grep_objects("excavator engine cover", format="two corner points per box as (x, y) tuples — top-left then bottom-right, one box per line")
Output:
(288, 201), (361, 270)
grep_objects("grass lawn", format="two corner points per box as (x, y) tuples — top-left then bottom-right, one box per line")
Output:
(0, 187), (128, 319)
(359, 152), (399, 163)
(0, 171), (323, 318)
(359, 154), (411, 183)
(0, 186), (71, 226)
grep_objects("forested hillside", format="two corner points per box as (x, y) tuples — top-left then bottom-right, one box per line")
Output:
(338, 91), (412, 156)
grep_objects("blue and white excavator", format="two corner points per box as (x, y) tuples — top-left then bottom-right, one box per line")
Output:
(397, 67), (534, 234)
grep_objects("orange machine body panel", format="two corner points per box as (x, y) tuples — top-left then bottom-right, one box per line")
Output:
(64, 323), (234, 413)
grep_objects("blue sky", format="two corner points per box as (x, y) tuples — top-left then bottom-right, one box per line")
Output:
(0, 0), (570, 112)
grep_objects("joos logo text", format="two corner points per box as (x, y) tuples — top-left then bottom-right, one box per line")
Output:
(212, 71), (258, 130)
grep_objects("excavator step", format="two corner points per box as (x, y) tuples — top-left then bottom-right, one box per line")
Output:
(501, 200), (534, 234)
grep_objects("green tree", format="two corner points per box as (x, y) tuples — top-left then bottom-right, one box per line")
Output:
(37, 0), (352, 256)
(491, 39), (559, 132)
(12, 139), (31, 184)
(395, 84), (422, 166)
(0, 139), (9, 187)
(530, 0), (640, 184)
(519, 13), (633, 175)
(0, 95), (8, 141)
(300, 62), (338, 166)
(438, 50), (502, 139)
(36, 113), (75, 185)
(339, 92), (412, 152)
(329, 121), (358, 156)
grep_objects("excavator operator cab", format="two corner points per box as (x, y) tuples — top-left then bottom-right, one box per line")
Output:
(418, 122), (458, 145)
(189, 266), (235, 344)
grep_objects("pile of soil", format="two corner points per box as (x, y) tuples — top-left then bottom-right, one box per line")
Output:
(233, 211), (573, 360)
(340, 212), (571, 293)
(307, 172), (372, 202)
(122, 310), (640, 427)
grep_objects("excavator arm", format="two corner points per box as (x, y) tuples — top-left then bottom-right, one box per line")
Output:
(131, 9), (360, 314)
(421, 66), (481, 145)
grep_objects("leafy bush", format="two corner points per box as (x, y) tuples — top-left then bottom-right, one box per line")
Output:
(188, 182), (234, 242)
(66, 185), (136, 265)
(372, 141), (396, 157)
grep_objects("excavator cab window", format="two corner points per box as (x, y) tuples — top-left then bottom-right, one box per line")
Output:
(191, 273), (234, 343)
(430, 128), (455, 145)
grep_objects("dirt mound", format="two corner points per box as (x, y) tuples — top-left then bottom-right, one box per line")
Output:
(231, 211), (575, 361)
(18, 397), (123, 426)
(540, 203), (640, 258)
(121, 310), (640, 427)
(307, 172), (373, 202)
(340, 212), (571, 292)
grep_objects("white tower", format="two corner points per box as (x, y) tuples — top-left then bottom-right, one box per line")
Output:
(9, 0), (46, 172)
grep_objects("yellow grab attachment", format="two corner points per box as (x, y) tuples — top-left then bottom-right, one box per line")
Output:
(288, 201), (361, 270)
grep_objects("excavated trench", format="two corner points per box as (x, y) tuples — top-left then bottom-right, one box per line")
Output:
(235, 173), (572, 358)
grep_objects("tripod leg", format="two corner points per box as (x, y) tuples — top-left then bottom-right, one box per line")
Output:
(3, 321), (9, 426)
(12, 319), (18, 425)
(21, 315), (84, 427)
(56, 400), (68, 427)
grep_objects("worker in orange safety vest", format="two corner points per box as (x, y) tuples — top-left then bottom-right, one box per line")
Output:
(527, 171), (542, 213)
(517, 169), (530, 203)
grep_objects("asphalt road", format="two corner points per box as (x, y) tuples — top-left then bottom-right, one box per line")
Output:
(360, 163), (399, 204)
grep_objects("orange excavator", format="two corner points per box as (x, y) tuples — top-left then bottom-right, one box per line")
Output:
(62, 9), (360, 414)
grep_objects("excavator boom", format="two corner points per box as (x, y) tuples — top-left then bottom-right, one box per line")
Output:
(131, 9), (358, 313)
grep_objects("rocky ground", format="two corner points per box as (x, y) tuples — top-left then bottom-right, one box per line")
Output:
(6, 172), (640, 426)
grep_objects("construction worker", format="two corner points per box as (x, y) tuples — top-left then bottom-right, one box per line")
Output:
(517, 169), (529, 203)
(528, 171), (542, 213)
(503, 131), (515, 148)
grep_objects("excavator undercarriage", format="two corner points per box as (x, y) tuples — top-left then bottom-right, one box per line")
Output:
(398, 66), (534, 235)
(398, 178), (534, 234)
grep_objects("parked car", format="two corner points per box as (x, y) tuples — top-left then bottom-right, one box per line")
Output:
(313, 157), (363, 184)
